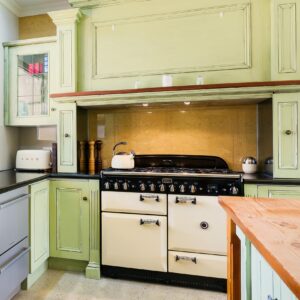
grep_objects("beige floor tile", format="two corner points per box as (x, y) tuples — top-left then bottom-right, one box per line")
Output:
(14, 270), (227, 300)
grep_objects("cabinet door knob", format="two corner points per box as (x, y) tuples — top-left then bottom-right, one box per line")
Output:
(51, 107), (56, 112)
(82, 196), (88, 201)
(64, 133), (70, 138)
(285, 130), (292, 135)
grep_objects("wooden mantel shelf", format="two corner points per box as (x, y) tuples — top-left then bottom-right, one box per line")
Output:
(219, 196), (300, 298)
(50, 80), (300, 107)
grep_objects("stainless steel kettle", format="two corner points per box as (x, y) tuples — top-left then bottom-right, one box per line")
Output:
(111, 142), (135, 169)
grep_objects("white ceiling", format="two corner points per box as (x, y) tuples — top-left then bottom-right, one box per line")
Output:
(1, 0), (71, 17)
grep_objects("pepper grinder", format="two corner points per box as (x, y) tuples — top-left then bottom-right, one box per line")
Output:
(95, 140), (102, 173)
(88, 140), (96, 175)
(79, 141), (88, 173)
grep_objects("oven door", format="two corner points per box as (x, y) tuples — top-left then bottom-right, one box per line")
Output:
(102, 212), (167, 272)
(168, 195), (226, 255)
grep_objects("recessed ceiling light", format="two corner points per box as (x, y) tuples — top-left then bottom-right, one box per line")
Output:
(147, 111), (152, 114)
(184, 101), (191, 105)
(180, 110), (186, 113)
(142, 103), (149, 107)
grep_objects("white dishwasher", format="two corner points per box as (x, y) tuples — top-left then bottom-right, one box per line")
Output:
(0, 186), (30, 300)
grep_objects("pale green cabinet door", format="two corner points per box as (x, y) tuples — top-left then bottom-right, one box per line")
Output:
(57, 103), (77, 173)
(30, 180), (50, 273)
(50, 180), (90, 261)
(5, 40), (57, 126)
(273, 93), (300, 178)
(271, 0), (300, 80)
(257, 185), (300, 200)
(244, 184), (258, 198)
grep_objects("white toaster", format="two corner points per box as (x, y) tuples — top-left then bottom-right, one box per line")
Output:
(16, 150), (51, 171)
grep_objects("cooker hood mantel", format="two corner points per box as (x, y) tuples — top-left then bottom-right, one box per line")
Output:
(50, 80), (300, 107)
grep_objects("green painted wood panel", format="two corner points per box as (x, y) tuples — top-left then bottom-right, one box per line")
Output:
(244, 184), (258, 198)
(50, 179), (89, 261)
(273, 93), (300, 178)
(257, 185), (300, 200)
(30, 180), (50, 273)
(57, 102), (77, 173)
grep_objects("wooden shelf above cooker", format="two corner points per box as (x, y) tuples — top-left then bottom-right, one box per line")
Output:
(50, 80), (300, 107)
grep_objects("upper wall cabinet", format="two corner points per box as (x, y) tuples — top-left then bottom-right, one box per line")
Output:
(4, 38), (58, 126)
(271, 0), (300, 80)
(273, 93), (300, 178)
(77, 0), (270, 91)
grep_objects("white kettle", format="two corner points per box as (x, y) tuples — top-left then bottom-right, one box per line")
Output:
(111, 142), (135, 169)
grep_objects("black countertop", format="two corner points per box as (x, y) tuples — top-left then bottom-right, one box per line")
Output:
(0, 170), (49, 194)
(243, 173), (300, 185)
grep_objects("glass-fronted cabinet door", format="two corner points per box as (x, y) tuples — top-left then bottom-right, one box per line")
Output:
(5, 38), (57, 126)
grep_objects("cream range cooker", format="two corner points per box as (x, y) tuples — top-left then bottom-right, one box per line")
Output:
(100, 155), (242, 292)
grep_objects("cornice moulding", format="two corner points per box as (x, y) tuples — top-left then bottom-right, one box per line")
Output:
(48, 8), (82, 25)
(0, 0), (21, 16)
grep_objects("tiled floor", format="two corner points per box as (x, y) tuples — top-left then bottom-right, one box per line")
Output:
(14, 270), (227, 300)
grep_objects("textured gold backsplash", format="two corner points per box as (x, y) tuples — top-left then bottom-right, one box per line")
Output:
(88, 104), (257, 171)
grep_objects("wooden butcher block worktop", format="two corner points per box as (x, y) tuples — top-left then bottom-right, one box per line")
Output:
(219, 196), (300, 298)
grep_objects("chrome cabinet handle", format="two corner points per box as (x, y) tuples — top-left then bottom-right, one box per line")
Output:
(0, 247), (30, 274)
(64, 133), (71, 138)
(285, 130), (292, 135)
(140, 195), (160, 202)
(175, 255), (197, 264)
(0, 194), (28, 210)
(140, 219), (160, 226)
(175, 196), (196, 204)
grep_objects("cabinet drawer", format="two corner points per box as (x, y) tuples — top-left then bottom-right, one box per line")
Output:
(168, 251), (226, 279)
(102, 212), (167, 272)
(0, 238), (29, 300)
(101, 192), (167, 215)
(168, 195), (226, 255)
(0, 187), (29, 255)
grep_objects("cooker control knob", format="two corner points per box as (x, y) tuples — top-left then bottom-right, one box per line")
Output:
(169, 184), (175, 193)
(123, 182), (129, 191)
(159, 184), (166, 192)
(229, 186), (239, 195)
(114, 182), (119, 190)
(149, 183), (156, 192)
(104, 182), (110, 190)
(179, 184), (185, 193)
(140, 183), (146, 192)
(190, 185), (196, 193)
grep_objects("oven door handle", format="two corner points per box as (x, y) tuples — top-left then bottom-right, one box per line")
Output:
(140, 195), (160, 202)
(0, 247), (30, 274)
(140, 219), (160, 226)
(175, 196), (197, 204)
(175, 255), (197, 264)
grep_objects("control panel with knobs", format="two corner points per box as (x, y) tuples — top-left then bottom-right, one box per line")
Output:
(101, 176), (242, 196)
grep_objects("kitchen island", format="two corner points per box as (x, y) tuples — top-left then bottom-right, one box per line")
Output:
(219, 196), (300, 300)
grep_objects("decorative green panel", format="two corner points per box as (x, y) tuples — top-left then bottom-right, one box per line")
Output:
(273, 93), (300, 179)
(50, 179), (90, 261)
(257, 185), (300, 199)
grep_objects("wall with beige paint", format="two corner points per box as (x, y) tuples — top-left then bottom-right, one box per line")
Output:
(87, 104), (258, 171)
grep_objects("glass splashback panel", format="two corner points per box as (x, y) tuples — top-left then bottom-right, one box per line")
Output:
(17, 53), (49, 117)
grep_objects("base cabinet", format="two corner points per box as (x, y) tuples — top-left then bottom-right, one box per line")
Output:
(257, 185), (300, 199)
(50, 179), (90, 261)
(29, 180), (50, 273)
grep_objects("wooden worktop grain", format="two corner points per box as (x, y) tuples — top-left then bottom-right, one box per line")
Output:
(219, 196), (300, 298)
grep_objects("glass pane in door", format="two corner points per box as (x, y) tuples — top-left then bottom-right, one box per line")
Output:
(17, 53), (49, 117)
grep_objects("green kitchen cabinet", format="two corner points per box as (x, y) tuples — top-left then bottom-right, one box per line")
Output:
(50, 179), (89, 261)
(49, 179), (100, 279)
(273, 93), (300, 178)
(57, 103), (77, 173)
(257, 185), (300, 200)
(271, 0), (300, 80)
(23, 180), (50, 289)
(244, 184), (258, 198)
(4, 37), (58, 126)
